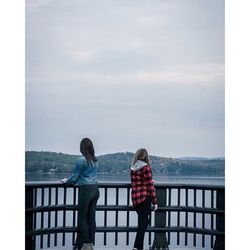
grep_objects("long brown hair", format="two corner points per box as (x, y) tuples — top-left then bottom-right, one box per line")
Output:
(80, 138), (97, 164)
(132, 148), (150, 165)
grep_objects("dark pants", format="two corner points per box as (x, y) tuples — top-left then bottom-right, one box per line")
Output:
(74, 185), (100, 249)
(134, 196), (152, 250)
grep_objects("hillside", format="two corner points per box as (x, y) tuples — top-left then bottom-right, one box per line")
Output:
(25, 151), (224, 176)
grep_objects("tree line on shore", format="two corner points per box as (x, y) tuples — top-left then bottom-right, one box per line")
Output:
(25, 151), (224, 176)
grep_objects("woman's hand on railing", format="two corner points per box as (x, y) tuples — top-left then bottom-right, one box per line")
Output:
(60, 178), (67, 183)
(153, 204), (158, 211)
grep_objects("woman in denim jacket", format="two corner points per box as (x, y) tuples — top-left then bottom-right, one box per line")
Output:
(62, 138), (99, 250)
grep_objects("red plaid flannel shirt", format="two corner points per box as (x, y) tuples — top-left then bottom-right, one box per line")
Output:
(130, 165), (157, 206)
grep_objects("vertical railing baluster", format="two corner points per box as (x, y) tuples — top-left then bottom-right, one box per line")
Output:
(104, 188), (107, 245)
(25, 186), (35, 250)
(54, 187), (58, 246)
(202, 189), (205, 208)
(211, 226), (214, 249)
(211, 189), (214, 208)
(185, 188), (188, 246)
(177, 188), (180, 245)
(193, 188), (196, 247)
(194, 188), (197, 207)
(62, 187), (67, 246)
(211, 190), (214, 249)
(152, 187), (169, 249)
(47, 187), (52, 248)
(72, 187), (77, 245)
(168, 188), (171, 244)
(202, 189), (205, 248)
(34, 188), (37, 249)
(34, 187), (37, 247)
(115, 187), (119, 245)
(40, 188), (44, 248)
(213, 189), (225, 250)
(126, 187), (130, 246)
(33, 188), (37, 229)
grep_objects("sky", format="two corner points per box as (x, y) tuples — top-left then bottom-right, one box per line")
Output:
(26, 0), (225, 157)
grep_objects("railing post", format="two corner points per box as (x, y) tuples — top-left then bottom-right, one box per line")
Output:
(151, 187), (169, 250)
(213, 189), (225, 250)
(25, 186), (35, 250)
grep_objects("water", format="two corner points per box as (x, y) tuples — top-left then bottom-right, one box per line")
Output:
(26, 174), (224, 250)
(26, 173), (225, 186)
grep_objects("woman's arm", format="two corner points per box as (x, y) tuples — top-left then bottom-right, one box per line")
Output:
(65, 161), (82, 184)
(143, 165), (158, 205)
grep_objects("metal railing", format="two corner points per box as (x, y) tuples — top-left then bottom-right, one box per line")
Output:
(25, 182), (225, 250)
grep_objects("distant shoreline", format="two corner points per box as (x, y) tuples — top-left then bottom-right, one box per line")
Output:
(25, 151), (225, 176)
(25, 172), (224, 177)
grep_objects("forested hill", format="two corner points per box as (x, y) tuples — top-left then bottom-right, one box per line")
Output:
(25, 151), (224, 176)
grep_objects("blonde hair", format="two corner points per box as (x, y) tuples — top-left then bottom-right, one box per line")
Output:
(132, 148), (150, 165)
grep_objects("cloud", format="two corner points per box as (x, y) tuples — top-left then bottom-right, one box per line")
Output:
(26, 0), (224, 86)
(26, 0), (56, 11)
(139, 16), (166, 25)
(26, 63), (224, 87)
(136, 64), (224, 84)
(72, 50), (95, 62)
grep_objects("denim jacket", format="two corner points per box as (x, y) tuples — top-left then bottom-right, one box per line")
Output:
(66, 156), (98, 186)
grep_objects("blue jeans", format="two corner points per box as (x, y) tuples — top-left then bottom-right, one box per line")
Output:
(74, 185), (100, 249)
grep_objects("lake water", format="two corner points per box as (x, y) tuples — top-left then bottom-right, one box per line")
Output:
(26, 173), (225, 186)
(26, 174), (224, 250)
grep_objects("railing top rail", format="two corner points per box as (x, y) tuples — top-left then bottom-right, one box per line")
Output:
(25, 181), (224, 190)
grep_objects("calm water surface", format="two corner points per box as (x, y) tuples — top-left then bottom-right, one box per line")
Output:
(26, 173), (225, 185)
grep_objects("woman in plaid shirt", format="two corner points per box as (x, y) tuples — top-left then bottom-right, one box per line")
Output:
(130, 148), (158, 250)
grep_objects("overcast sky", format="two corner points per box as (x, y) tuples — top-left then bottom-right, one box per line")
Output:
(26, 0), (224, 157)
